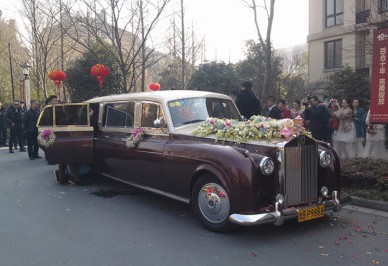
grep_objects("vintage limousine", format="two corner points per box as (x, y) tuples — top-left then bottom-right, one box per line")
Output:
(37, 90), (351, 232)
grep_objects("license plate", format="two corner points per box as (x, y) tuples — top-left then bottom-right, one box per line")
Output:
(298, 205), (324, 222)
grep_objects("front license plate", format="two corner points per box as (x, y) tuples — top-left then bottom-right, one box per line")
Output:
(298, 205), (324, 222)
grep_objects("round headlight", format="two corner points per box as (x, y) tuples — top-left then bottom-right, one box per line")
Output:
(259, 157), (275, 175)
(319, 151), (331, 167)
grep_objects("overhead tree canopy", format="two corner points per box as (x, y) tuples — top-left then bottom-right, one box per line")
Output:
(64, 43), (122, 101)
(236, 40), (283, 98)
(188, 61), (239, 94)
(324, 66), (370, 107)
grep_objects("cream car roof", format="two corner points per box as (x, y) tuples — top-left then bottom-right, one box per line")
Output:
(86, 90), (231, 106)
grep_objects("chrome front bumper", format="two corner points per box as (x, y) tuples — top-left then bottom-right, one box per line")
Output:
(229, 192), (352, 226)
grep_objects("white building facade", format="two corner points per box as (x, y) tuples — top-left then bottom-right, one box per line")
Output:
(308, 0), (388, 98)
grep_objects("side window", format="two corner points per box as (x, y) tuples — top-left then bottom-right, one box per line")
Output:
(38, 106), (53, 127)
(104, 102), (135, 128)
(55, 105), (88, 126)
(141, 102), (163, 128)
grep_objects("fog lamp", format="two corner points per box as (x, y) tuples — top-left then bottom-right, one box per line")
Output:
(259, 157), (274, 175)
(321, 186), (329, 197)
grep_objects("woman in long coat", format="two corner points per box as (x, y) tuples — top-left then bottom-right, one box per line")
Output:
(332, 99), (356, 159)
(363, 110), (387, 159)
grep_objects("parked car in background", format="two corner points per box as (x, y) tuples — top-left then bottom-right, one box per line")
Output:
(37, 90), (351, 232)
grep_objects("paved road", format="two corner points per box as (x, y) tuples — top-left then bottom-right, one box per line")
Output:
(0, 147), (387, 266)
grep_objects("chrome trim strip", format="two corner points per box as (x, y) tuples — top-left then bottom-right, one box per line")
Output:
(38, 126), (94, 132)
(99, 172), (190, 204)
(276, 142), (286, 196)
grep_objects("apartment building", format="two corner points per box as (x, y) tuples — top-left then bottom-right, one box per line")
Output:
(307, 0), (388, 98)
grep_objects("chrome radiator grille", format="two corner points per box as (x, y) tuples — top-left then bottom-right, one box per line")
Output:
(283, 136), (318, 206)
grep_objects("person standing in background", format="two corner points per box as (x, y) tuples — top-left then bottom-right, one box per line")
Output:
(327, 99), (340, 144)
(308, 96), (329, 141)
(352, 98), (365, 158)
(23, 100), (41, 160)
(5, 100), (26, 153)
(363, 110), (387, 159)
(332, 99), (356, 159)
(290, 99), (304, 119)
(267, 96), (281, 119)
(235, 81), (261, 119)
(0, 102), (7, 147)
(229, 90), (239, 103)
(19, 101), (27, 150)
(277, 99), (292, 119)
(45, 95), (59, 106)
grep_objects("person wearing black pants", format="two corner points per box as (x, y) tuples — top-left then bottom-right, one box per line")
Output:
(23, 100), (40, 160)
(6, 100), (25, 153)
(0, 102), (7, 146)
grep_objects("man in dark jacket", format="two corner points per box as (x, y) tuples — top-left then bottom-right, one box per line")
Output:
(5, 100), (25, 153)
(308, 96), (329, 141)
(23, 100), (41, 160)
(235, 81), (261, 119)
(267, 96), (281, 119)
(0, 102), (7, 147)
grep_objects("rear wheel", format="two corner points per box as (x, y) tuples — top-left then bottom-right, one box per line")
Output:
(192, 174), (236, 233)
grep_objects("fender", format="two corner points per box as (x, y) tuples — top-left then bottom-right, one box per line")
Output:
(163, 140), (261, 212)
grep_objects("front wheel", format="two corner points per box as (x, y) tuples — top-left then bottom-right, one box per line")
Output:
(192, 175), (236, 233)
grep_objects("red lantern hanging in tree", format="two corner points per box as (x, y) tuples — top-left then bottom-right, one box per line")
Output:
(149, 82), (160, 91)
(49, 70), (66, 90)
(90, 64), (110, 88)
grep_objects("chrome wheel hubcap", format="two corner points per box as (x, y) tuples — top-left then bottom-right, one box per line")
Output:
(198, 183), (230, 224)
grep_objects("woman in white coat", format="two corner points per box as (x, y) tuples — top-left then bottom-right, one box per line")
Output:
(363, 110), (387, 159)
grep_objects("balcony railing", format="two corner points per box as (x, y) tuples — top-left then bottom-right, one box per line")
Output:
(356, 10), (370, 24)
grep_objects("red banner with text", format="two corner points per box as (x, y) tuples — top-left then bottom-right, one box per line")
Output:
(371, 28), (388, 123)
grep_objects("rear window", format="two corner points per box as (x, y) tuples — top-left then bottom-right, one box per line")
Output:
(38, 106), (53, 126)
(55, 105), (88, 126)
(37, 104), (89, 127)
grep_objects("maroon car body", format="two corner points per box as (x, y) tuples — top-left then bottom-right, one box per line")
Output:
(37, 90), (351, 232)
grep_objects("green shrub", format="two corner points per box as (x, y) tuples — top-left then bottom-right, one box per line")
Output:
(341, 158), (388, 190)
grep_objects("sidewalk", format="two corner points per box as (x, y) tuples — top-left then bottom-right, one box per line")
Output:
(350, 196), (388, 212)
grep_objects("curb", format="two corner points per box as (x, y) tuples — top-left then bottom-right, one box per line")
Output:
(350, 196), (388, 212)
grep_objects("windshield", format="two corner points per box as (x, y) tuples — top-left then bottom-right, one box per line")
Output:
(168, 97), (241, 127)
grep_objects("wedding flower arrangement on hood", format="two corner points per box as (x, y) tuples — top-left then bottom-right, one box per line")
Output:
(193, 115), (310, 144)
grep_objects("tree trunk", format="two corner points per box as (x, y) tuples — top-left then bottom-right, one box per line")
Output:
(180, 0), (186, 89)
(140, 0), (146, 92)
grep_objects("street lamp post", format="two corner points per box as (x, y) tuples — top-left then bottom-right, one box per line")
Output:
(21, 63), (31, 109)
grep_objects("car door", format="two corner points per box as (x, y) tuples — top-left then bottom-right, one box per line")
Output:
(37, 103), (94, 165)
(94, 101), (169, 189)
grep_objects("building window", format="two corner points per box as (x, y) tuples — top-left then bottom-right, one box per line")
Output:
(325, 39), (342, 69)
(380, 0), (388, 13)
(325, 0), (344, 27)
